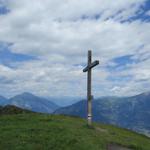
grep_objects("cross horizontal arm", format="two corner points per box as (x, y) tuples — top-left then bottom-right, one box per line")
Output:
(83, 60), (99, 72)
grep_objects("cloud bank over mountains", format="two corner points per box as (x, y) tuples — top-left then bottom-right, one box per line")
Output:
(0, 0), (150, 97)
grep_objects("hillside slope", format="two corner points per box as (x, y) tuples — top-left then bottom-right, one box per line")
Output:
(54, 92), (150, 136)
(0, 113), (149, 150)
(0, 105), (33, 115)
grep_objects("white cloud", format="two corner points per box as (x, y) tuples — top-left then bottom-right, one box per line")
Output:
(0, 0), (149, 98)
(146, 10), (150, 16)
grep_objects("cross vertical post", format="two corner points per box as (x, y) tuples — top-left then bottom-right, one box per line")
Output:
(87, 50), (92, 126)
(83, 50), (99, 126)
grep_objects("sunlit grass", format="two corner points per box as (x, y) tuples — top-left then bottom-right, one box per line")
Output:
(0, 114), (149, 150)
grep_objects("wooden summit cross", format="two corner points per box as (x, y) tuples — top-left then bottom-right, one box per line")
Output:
(83, 50), (99, 126)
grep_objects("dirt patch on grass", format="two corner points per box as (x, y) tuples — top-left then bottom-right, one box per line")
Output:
(95, 127), (108, 133)
(107, 144), (132, 150)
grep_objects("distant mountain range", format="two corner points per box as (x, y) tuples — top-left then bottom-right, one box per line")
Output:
(0, 92), (59, 113)
(54, 92), (150, 136)
(46, 96), (80, 107)
(0, 96), (9, 106)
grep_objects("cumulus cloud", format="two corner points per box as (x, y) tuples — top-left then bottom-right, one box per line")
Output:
(0, 0), (149, 98)
(146, 10), (150, 16)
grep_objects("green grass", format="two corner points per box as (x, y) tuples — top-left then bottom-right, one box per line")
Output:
(0, 113), (149, 150)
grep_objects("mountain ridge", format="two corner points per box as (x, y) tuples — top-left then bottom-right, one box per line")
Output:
(9, 92), (59, 113)
(0, 96), (9, 106)
(0, 92), (59, 114)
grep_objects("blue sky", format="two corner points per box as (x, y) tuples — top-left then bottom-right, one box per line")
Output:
(0, 0), (150, 98)
(0, 5), (9, 15)
(0, 42), (36, 68)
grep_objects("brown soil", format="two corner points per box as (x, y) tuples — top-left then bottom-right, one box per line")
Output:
(107, 144), (132, 150)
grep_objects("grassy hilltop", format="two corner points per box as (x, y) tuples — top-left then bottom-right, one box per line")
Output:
(0, 111), (150, 150)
